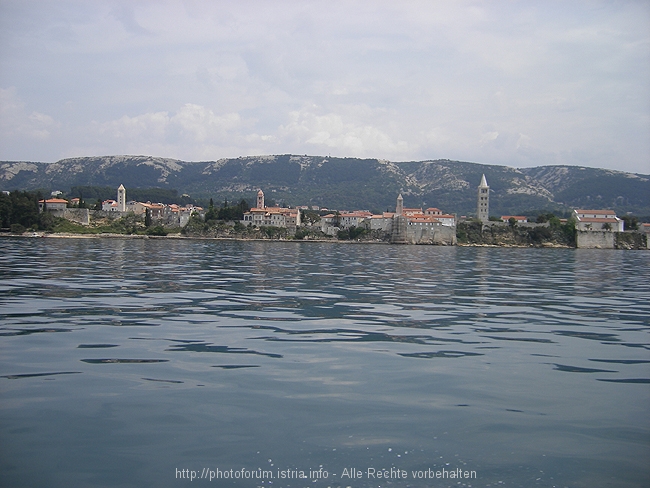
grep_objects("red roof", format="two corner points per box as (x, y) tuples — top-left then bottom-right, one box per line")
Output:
(575, 209), (616, 215)
(39, 198), (68, 204)
(578, 218), (619, 223)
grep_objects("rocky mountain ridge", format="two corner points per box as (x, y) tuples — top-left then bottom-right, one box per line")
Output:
(1, 155), (648, 216)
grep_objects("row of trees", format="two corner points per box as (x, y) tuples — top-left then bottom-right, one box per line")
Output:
(0, 191), (56, 232)
(204, 199), (250, 224)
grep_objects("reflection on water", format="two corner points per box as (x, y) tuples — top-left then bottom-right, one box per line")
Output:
(1, 238), (649, 487)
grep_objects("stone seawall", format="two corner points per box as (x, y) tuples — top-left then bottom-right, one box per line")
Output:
(50, 208), (90, 225)
(576, 231), (615, 249)
(576, 231), (647, 249)
(406, 224), (456, 245)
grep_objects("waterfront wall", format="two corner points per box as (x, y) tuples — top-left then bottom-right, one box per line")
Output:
(49, 208), (90, 225)
(576, 231), (615, 249)
(407, 224), (456, 245)
(576, 231), (647, 249)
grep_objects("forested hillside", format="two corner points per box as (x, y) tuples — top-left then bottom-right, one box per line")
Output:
(2, 155), (648, 217)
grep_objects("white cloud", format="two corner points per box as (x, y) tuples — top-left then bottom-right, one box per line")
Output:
(95, 104), (241, 146)
(279, 107), (410, 158)
(171, 104), (241, 142)
(480, 131), (500, 145)
(99, 111), (169, 140)
(0, 1), (648, 173)
(0, 87), (59, 141)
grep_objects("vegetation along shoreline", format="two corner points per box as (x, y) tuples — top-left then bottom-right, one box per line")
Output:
(2, 169), (648, 249)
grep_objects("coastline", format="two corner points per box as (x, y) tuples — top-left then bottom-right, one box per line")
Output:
(0, 231), (574, 248)
(2, 231), (646, 249)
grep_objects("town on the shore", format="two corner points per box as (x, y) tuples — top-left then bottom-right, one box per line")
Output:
(30, 175), (650, 249)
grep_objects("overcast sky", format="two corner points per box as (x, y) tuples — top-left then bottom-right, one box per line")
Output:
(1, 1), (648, 173)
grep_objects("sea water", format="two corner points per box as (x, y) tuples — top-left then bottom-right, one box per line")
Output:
(0, 237), (648, 487)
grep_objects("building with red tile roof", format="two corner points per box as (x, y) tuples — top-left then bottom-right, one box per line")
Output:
(573, 209), (624, 232)
(38, 198), (68, 212)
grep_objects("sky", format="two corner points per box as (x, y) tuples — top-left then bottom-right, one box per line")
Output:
(1, 0), (649, 174)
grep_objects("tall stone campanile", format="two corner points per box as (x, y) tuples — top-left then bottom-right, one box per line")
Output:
(117, 184), (126, 213)
(257, 189), (265, 210)
(477, 174), (489, 222)
(391, 193), (408, 243)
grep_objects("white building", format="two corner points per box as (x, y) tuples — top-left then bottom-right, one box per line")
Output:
(102, 199), (119, 212)
(573, 209), (624, 232)
(424, 208), (456, 227)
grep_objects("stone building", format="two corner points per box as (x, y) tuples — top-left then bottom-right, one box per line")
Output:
(117, 184), (126, 212)
(38, 198), (68, 212)
(390, 194), (455, 245)
(477, 174), (489, 222)
(241, 189), (301, 232)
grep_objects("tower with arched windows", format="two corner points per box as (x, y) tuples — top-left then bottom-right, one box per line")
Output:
(477, 175), (489, 222)
(117, 184), (126, 213)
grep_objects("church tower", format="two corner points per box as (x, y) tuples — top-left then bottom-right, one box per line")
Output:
(391, 193), (408, 243)
(257, 189), (265, 209)
(117, 184), (126, 213)
(477, 174), (489, 222)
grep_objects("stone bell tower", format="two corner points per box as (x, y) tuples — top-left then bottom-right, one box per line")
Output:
(477, 174), (489, 223)
(257, 189), (265, 209)
(391, 193), (408, 243)
(117, 184), (126, 213)
(396, 193), (404, 216)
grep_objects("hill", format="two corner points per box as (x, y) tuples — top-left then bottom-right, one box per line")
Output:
(1, 155), (648, 217)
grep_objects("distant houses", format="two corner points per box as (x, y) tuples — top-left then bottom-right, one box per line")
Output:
(501, 215), (528, 223)
(241, 189), (301, 232)
(99, 186), (203, 227)
(32, 177), (647, 249)
(318, 204), (456, 236)
(38, 185), (203, 227)
(313, 193), (457, 245)
(38, 198), (89, 225)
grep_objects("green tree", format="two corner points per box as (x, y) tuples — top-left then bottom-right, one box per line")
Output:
(0, 192), (11, 227)
(349, 226), (367, 239)
(204, 198), (218, 222)
(548, 216), (561, 227)
(9, 191), (40, 228)
(145, 208), (152, 227)
(146, 225), (168, 236)
(294, 227), (310, 240)
(301, 210), (321, 225)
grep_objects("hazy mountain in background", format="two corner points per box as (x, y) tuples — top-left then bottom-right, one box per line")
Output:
(1, 155), (648, 217)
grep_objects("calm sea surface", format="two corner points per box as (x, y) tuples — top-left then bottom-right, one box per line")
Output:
(1, 237), (648, 488)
